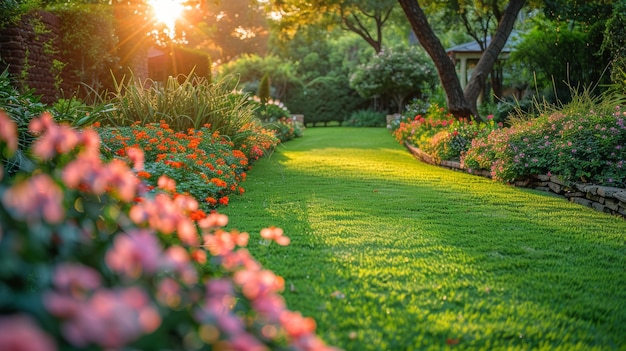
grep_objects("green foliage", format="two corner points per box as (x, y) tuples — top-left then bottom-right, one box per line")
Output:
(217, 54), (302, 102)
(508, 15), (612, 100)
(263, 117), (303, 142)
(0, 68), (44, 175)
(602, 1), (626, 92)
(0, 0), (40, 27)
(266, 0), (399, 53)
(257, 73), (271, 105)
(247, 95), (291, 121)
(462, 91), (626, 186)
(344, 109), (386, 127)
(350, 45), (437, 112)
(48, 3), (118, 91)
(289, 75), (367, 126)
(186, 0), (269, 61)
(51, 96), (115, 128)
(104, 72), (259, 145)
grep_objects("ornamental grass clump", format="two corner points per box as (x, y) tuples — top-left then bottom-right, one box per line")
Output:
(105, 71), (258, 140)
(0, 111), (337, 351)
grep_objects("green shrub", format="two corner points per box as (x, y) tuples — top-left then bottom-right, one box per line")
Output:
(0, 68), (44, 175)
(263, 117), (303, 142)
(344, 109), (386, 127)
(51, 97), (115, 127)
(247, 96), (291, 121)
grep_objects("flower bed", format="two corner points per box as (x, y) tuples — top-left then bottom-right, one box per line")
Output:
(0, 111), (337, 350)
(394, 103), (626, 218)
(97, 122), (279, 210)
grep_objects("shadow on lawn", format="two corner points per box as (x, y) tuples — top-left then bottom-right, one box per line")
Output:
(223, 131), (626, 350)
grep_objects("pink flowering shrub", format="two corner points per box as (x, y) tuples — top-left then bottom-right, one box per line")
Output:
(0, 111), (337, 351)
(461, 107), (626, 186)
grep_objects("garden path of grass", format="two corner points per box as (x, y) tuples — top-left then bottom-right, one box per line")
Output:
(221, 127), (626, 351)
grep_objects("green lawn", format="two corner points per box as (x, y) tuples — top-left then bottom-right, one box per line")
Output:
(221, 127), (626, 351)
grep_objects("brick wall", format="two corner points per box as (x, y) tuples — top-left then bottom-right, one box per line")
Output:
(0, 11), (61, 103)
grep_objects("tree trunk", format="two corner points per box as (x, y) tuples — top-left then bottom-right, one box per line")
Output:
(397, 0), (472, 119)
(464, 0), (526, 120)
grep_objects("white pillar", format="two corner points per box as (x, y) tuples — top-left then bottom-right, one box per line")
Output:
(460, 57), (468, 90)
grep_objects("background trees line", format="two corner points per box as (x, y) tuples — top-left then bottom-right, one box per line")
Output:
(1, 0), (624, 125)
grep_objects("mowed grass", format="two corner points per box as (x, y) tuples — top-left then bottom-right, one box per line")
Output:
(220, 127), (626, 351)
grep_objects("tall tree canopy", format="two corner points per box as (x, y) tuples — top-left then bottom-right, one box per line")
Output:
(267, 0), (398, 53)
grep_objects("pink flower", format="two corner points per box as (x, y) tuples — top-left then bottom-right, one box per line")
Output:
(62, 153), (103, 190)
(233, 270), (285, 300)
(52, 263), (102, 293)
(125, 147), (144, 171)
(0, 111), (18, 154)
(198, 212), (229, 229)
(177, 218), (199, 246)
(105, 229), (163, 279)
(30, 113), (81, 160)
(101, 159), (139, 202)
(221, 249), (261, 271)
(162, 246), (197, 285)
(280, 311), (317, 338)
(260, 226), (290, 246)
(156, 278), (181, 308)
(157, 175), (177, 192)
(0, 314), (56, 351)
(59, 287), (161, 349)
(2, 174), (65, 223)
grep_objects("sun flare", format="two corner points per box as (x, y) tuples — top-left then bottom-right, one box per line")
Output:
(149, 0), (185, 32)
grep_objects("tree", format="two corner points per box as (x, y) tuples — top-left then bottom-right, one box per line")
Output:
(349, 45), (436, 113)
(186, 0), (269, 62)
(397, 0), (526, 120)
(216, 54), (301, 102)
(267, 0), (398, 53)
(603, 1), (626, 92)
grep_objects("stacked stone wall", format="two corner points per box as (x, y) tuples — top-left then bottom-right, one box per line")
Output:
(405, 142), (626, 219)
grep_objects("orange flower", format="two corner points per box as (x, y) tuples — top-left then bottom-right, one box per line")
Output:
(205, 197), (217, 205)
(210, 178), (227, 187)
(137, 171), (151, 179)
(218, 196), (229, 205)
(189, 209), (207, 221)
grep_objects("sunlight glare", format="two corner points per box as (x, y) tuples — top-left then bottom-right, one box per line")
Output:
(149, 0), (185, 36)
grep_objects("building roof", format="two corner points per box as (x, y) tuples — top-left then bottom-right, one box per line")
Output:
(446, 31), (521, 54)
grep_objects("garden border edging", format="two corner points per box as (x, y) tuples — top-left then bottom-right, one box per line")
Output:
(404, 142), (626, 219)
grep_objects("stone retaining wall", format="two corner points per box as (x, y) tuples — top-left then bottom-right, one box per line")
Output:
(405, 142), (626, 219)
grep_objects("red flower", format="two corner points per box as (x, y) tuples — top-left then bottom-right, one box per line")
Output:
(218, 196), (229, 206)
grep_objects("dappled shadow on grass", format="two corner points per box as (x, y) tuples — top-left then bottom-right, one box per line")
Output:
(222, 129), (626, 351)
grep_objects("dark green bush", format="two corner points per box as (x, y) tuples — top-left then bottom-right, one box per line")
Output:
(344, 109), (386, 127)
